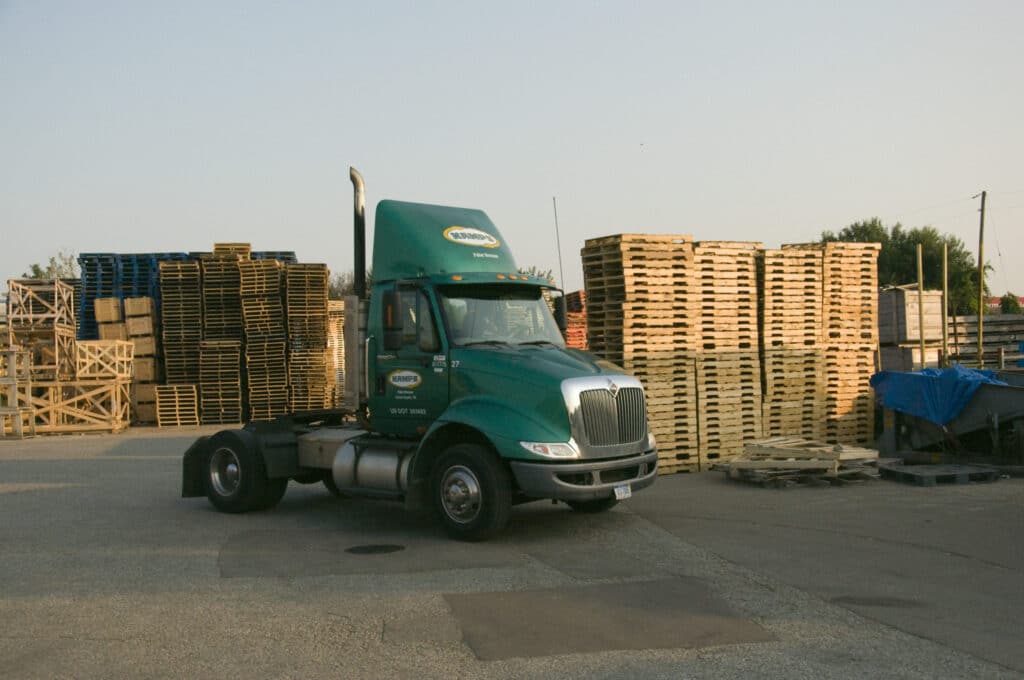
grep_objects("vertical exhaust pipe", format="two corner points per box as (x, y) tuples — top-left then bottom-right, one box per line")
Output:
(350, 166), (367, 299)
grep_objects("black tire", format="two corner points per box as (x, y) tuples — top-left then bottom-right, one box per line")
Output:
(203, 430), (278, 513)
(567, 497), (618, 513)
(430, 443), (512, 541)
(253, 477), (288, 510)
(322, 474), (348, 498)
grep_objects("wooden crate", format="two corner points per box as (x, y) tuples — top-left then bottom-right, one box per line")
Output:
(8, 324), (76, 380)
(125, 316), (154, 337)
(76, 340), (134, 379)
(94, 297), (122, 323)
(22, 380), (130, 434)
(123, 296), (155, 318)
(6, 279), (75, 327)
(155, 384), (200, 427)
(99, 323), (128, 341)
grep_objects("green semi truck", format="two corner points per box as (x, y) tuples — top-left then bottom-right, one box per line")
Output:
(181, 168), (657, 540)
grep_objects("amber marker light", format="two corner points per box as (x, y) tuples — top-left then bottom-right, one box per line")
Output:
(451, 275), (463, 281)
(496, 274), (506, 279)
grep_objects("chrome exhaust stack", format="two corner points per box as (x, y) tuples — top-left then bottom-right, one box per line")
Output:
(350, 166), (367, 300)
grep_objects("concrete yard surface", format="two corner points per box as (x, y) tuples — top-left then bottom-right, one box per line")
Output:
(1, 428), (1022, 679)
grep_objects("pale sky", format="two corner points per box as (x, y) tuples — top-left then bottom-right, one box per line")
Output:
(2, 1), (1022, 295)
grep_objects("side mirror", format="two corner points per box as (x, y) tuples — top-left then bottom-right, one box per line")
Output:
(553, 295), (567, 333)
(382, 290), (403, 351)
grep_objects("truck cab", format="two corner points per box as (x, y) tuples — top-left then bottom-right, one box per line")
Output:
(182, 169), (657, 540)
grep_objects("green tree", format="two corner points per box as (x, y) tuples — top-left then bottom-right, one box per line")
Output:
(822, 219), (987, 315)
(23, 250), (79, 279)
(1000, 293), (1022, 315)
(518, 265), (554, 280)
(328, 269), (372, 299)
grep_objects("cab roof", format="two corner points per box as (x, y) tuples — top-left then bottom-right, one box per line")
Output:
(372, 200), (520, 281)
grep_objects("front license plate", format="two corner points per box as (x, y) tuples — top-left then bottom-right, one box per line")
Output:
(614, 483), (632, 500)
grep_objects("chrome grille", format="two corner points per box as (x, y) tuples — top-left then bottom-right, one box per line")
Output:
(578, 387), (647, 446)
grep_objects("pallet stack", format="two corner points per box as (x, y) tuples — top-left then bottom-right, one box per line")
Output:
(285, 263), (331, 412)
(821, 242), (880, 445)
(199, 340), (242, 424)
(200, 256), (244, 343)
(693, 242), (763, 468)
(327, 300), (346, 408)
(239, 259), (288, 421)
(0, 349), (33, 438)
(159, 262), (201, 386)
(582, 234), (700, 473)
(124, 297), (159, 423)
(760, 248), (826, 441)
(77, 254), (120, 339)
(563, 290), (588, 350)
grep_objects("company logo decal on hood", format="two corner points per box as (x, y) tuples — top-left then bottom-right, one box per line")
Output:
(443, 225), (501, 249)
(388, 370), (423, 389)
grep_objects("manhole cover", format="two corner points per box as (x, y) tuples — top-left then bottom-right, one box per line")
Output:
(345, 544), (405, 555)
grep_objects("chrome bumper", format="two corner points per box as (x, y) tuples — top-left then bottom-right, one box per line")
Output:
(509, 449), (658, 501)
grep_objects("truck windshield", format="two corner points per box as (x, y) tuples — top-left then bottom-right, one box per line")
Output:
(438, 285), (566, 348)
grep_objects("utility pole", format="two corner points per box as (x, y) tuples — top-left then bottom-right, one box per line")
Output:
(552, 197), (566, 289)
(942, 243), (949, 366)
(974, 190), (986, 367)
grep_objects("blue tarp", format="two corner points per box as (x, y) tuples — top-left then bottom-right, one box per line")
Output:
(870, 365), (1007, 425)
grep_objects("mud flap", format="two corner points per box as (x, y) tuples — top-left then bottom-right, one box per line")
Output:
(181, 436), (211, 497)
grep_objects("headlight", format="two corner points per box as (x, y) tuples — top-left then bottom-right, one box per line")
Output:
(647, 432), (657, 449)
(519, 439), (580, 459)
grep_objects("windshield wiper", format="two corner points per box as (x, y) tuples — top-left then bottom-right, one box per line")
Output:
(461, 340), (512, 348)
(516, 340), (560, 346)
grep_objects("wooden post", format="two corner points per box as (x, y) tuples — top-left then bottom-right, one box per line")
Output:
(917, 244), (926, 370)
(942, 243), (949, 367)
(977, 190), (986, 368)
(999, 347), (1005, 370)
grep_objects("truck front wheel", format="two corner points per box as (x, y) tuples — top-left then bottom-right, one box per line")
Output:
(431, 443), (512, 541)
(203, 430), (283, 513)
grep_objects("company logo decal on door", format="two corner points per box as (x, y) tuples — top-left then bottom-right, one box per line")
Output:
(388, 370), (423, 389)
(443, 226), (501, 248)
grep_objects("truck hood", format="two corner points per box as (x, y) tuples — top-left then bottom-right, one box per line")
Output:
(447, 345), (628, 445)
(452, 345), (625, 389)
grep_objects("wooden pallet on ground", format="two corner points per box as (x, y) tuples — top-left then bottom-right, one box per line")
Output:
(155, 384), (199, 427)
(717, 436), (879, 486)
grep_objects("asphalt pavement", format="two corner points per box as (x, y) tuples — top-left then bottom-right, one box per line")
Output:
(0, 428), (1021, 679)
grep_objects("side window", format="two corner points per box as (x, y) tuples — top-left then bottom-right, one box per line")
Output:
(397, 287), (439, 353)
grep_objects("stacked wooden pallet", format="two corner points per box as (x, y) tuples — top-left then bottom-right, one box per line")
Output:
(718, 436), (879, 487)
(155, 384), (199, 427)
(240, 259), (288, 421)
(0, 349), (34, 438)
(124, 297), (159, 423)
(761, 248), (825, 440)
(285, 263), (331, 412)
(327, 300), (345, 408)
(199, 340), (242, 424)
(563, 290), (588, 350)
(821, 243), (879, 445)
(6, 279), (76, 381)
(581, 234), (700, 474)
(693, 242), (763, 467)
(159, 262), (201, 385)
(200, 256), (244, 343)
(212, 242), (252, 259)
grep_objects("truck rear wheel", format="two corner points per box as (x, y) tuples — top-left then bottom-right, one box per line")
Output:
(567, 497), (618, 513)
(203, 430), (283, 513)
(431, 443), (511, 541)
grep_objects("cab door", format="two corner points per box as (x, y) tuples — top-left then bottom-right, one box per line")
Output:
(368, 283), (449, 437)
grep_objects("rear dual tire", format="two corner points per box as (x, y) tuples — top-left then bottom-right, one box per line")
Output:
(203, 430), (287, 513)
